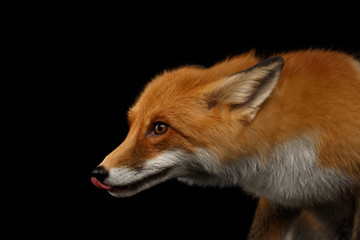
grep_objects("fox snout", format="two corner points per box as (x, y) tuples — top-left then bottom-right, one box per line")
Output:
(90, 149), (200, 198)
(91, 166), (111, 190)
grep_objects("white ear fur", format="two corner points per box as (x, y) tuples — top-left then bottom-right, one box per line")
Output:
(204, 56), (284, 121)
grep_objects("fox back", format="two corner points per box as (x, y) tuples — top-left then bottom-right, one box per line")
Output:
(92, 49), (360, 240)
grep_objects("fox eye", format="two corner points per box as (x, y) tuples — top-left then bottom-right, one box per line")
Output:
(152, 122), (168, 135)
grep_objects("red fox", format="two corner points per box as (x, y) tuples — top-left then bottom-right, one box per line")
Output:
(92, 49), (360, 240)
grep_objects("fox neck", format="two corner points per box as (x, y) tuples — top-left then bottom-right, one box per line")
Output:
(180, 134), (354, 208)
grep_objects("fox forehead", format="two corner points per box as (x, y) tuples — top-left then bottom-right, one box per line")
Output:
(129, 67), (206, 115)
(128, 53), (258, 124)
(127, 69), (206, 131)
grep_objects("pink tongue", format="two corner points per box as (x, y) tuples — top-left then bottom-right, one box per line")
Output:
(91, 177), (112, 190)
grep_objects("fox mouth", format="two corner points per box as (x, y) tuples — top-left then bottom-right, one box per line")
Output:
(107, 167), (172, 196)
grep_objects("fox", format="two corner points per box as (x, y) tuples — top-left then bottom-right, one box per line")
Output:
(91, 49), (360, 240)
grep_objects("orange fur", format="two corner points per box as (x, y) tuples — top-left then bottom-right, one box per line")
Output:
(248, 197), (298, 240)
(124, 50), (360, 175)
(97, 49), (360, 239)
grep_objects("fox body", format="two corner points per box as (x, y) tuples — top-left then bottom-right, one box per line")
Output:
(92, 50), (360, 240)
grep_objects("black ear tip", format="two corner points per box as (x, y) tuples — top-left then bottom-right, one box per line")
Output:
(247, 56), (284, 72)
(272, 56), (284, 63)
(262, 56), (284, 67)
(273, 56), (285, 70)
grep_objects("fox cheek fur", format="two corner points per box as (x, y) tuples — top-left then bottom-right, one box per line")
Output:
(92, 50), (360, 240)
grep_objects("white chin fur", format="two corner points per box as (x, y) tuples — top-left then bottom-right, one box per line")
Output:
(104, 150), (203, 198)
(107, 171), (170, 198)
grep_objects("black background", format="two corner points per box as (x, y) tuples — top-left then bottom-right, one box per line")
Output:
(15, 5), (360, 239)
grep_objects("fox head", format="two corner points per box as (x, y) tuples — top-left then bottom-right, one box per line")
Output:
(91, 54), (284, 198)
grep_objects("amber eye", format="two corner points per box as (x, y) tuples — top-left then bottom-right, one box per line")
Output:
(153, 122), (168, 135)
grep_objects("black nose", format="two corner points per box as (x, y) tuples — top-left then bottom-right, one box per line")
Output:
(92, 166), (108, 183)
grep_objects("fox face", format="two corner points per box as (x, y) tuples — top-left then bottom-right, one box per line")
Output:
(91, 54), (284, 198)
(91, 50), (360, 240)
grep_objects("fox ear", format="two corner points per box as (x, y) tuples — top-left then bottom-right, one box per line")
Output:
(204, 56), (284, 121)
